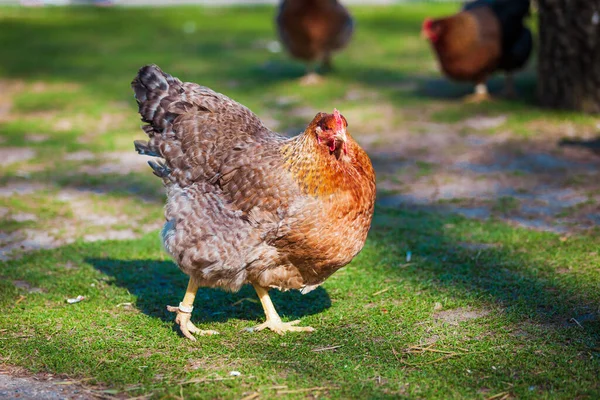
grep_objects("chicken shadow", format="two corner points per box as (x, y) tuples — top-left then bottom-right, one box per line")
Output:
(368, 206), (600, 336)
(559, 136), (600, 157)
(86, 257), (331, 325)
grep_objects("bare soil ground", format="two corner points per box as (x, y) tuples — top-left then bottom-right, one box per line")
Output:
(0, 365), (110, 400)
(1, 103), (599, 262)
(364, 114), (600, 234)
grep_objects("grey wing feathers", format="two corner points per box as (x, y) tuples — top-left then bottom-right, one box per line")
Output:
(131, 64), (275, 186)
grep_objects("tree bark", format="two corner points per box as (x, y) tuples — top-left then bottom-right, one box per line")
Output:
(537, 0), (600, 113)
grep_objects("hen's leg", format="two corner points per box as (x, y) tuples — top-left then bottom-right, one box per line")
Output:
(299, 64), (323, 86)
(251, 284), (315, 335)
(502, 73), (517, 99)
(464, 82), (492, 103)
(166, 278), (219, 341)
(321, 53), (333, 73)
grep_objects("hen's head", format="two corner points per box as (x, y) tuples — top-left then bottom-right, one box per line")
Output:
(422, 18), (442, 43)
(310, 109), (349, 155)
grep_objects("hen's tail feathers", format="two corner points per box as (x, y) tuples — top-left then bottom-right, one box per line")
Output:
(500, 27), (533, 71)
(132, 64), (190, 182)
(148, 159), (171, 178)
(134, 139), (160, 157)
(132, 64), (180, 124)
(132, 64), (271, 185)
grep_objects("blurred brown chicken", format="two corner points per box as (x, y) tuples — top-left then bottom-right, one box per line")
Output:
(422, 0), (532, 102)
(131, 65), (376, 340)
(276, 0), (354, 85)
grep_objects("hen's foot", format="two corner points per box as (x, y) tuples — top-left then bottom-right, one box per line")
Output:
(253, 319), (315, 335)
(166, 305), (219, 341)
(464, 83), (491, 104)
(463, 92), (492, 104)
(299, 72), (323, 86)
(320, 56), (333, 73)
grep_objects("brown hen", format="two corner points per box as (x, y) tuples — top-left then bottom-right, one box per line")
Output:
(423, 0), (532, 102)
(276, 0), (354, 84)
(131, 65), (375, 340)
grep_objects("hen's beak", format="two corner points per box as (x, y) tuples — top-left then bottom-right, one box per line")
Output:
(333, 128), (348, 154)
(334, 128), (347, 145)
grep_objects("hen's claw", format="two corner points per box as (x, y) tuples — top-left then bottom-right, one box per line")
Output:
(464, 83), (492, 104)
(166, 305), (219, 341)
(299, 72), (323, 86)
(463, 92), (492, 104)
(253, 319), (315, 335)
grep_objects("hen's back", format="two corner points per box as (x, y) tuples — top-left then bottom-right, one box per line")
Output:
(464, 0), (532, 71)
(277, 0), (353, 61)
(433, 9), (501, 82)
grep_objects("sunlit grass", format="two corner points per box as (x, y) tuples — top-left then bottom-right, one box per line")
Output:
(0, 3), (599, 399)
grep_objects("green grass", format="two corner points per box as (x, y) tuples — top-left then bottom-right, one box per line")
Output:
(1, 208), (599, 399)
(492, 196), (520, 214)
(0, 3), (599, 399)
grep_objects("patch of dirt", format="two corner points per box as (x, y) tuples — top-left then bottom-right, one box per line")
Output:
(463, 115), (507, 130)
(29, 81), (80, 94)
(419, 334), (440, 346)
(0, 373), (93, 400)
(365, 110), (600, 234)
(11, 212), (38, 222)
(53, 118), (73, 132)
(24, 134), (49, 143)
(0, 364), (106, 400)
(0, 148), (36, 166)
(11, 280), (44, 293)
(0, 183), (49, 198)
(78, 151), (148, 175)
(433, 307), (491, 326)
(0, 229), (70, 261)
(83, 229), (138, 242)
(76, 112), (133, 143)
(95, 112), (128, 135)
(0, 186), (162, 260)
(63, 151), (96, 161)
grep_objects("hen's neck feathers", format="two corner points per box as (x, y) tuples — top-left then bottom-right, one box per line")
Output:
(280, 129), (374, 198)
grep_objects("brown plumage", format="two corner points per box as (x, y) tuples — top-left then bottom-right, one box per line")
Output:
(422, 0), (532, 101)
(131, 65), (375, 339)
(424, 8), (501, 84)
(276, 0), (354, 82)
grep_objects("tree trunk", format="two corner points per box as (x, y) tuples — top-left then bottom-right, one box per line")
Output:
(537, 0), (600, 113)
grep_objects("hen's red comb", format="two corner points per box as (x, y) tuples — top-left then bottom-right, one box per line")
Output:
(422, 18), (433, 31)
(333, 108), (344, 129)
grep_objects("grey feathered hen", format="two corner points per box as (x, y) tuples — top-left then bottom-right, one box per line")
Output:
(132, 65), (376, 340)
